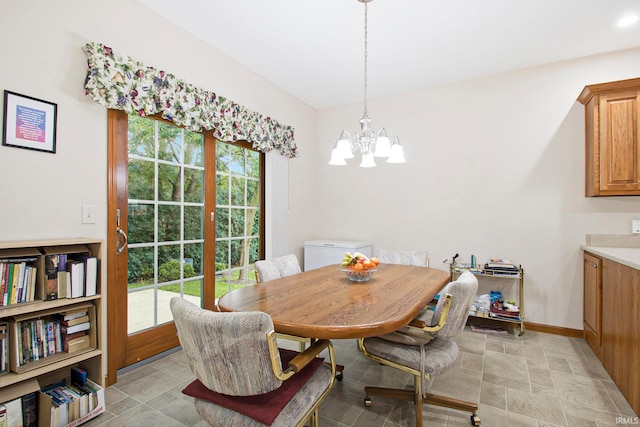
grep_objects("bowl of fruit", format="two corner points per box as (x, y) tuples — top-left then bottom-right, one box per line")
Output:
(341, 252), (380, 282)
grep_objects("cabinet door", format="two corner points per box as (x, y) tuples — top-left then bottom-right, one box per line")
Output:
(601, 259), (640, 416)
(583, 252), (602, 356)
(598, 91), (640, 194)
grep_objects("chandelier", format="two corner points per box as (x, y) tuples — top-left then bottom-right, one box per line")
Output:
(329, 0), (406, 168)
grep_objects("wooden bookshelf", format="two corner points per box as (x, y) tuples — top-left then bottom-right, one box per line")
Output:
(0, 238), (104, 426)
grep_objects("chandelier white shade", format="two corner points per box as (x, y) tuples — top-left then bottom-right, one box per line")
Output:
(329, 0), (406, 168)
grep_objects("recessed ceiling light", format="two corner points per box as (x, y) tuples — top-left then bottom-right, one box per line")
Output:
(617, 14), (639, 27)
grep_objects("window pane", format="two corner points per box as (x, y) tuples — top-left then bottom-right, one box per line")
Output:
(158, 122), (182, 163)
(230, 239), (242, 269)
(184, 206), (204, 241)
(184, 167), (204, 203)
(249, 237), (259, 264)
(128, 116), (155, 158)
(230, 145), (245, 175)
(217, 174), (229, 205)
(247, 180), (259, 207)
(128, 203), (154, 244)
(185, 243), (203, 276)
(128, 288), (156, 332)
(126, 114), (225, 337)
(128, 159), (155, 201)
(216, 142), (230, 173)
(158, 245), (180, 284)
(158, 204), (180, 242)
(231, 176), (245, 206)
(246, 149), (260, 177)
(216, 208), (229, 239)
(185, 131), (204, 167)
(247, 207), (260, 236)
(230, 208), (245, 236)
(158, 163), (182, 202)
(216, 240), (230, 269)
(127, 246), (154, 285)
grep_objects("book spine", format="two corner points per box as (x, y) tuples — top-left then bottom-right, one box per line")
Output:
(28, 266), (36, 302)
(57, 321), (63, 353)
(18, 263), (27, 303)
(46, 254), (59, 301)
(9, 264), (19, 305)
(0, 323), (6, 373)
(16, 323), (24, 366)
(61, 321), (90, 335)
(0, 263), (5, 306)
(21, 391), (37, 427)
(47, 321), (56, 356)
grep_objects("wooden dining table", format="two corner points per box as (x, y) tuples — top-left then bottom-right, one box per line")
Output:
(217, 263), (451, 340)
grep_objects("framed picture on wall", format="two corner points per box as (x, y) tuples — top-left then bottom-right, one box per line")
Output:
(2, 90), (57, 153)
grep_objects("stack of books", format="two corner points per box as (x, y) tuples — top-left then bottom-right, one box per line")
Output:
(54, 309), (91, 354)
(1, 257), (38, 305)
(483, 259), (520, 275)
(45, 252), (98, 301)
(14, 318), (65, 366)
(41, 368), (105, 427)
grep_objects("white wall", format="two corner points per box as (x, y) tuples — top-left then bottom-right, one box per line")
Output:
(2, 0), (639, 331)
(313, 47), (640, 330)
(0, 0), (317, 260)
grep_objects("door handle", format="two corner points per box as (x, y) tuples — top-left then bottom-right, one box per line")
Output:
(116, 209), (128, 255)
(116, 227), (128, 254)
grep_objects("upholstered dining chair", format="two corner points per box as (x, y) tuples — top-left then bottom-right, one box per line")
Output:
(170, 297), (336, 427)
(376, 249), (434, 319)
(254, 254), (310, 352)
(376, 249), (430, 267)
(254, 254), (345, 381)
(254, 253), (301, 283)
(357, 270), (480, 427)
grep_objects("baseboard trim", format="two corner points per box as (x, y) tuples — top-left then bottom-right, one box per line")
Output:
(524, 321), (583, 338)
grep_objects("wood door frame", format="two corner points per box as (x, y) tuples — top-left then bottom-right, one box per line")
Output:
(106, 109), (128, 386)
(106, 109), (261, 385)
(106, 110), (218, 385)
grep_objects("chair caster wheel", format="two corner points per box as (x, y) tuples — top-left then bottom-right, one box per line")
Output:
(470, 413), (481, 426)
(336, 373), (343, 382)
(364, 396), (372, 407)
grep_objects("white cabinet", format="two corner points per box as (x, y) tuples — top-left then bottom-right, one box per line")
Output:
(304, 240), (372, 271)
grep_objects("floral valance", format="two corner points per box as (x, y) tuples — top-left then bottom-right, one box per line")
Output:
(83, 42), (298, 158)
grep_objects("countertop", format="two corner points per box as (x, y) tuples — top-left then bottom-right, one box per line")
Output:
(581, 245), (640, 270)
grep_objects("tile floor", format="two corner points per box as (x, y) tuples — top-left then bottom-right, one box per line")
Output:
(84, 328), (637, 426)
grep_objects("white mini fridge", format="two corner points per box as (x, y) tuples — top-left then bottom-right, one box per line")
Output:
(304, 239), (372, 271)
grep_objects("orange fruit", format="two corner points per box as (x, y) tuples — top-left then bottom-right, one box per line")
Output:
(352, 263), (364, 271)
(370, 257), (380, 266)
(363, 260), (374, 269)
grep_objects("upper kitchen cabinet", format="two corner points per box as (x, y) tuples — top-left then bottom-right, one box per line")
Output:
(578, 78), (640, 196)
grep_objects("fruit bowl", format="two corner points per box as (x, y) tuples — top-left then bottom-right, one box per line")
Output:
(341, 267), (377, 282)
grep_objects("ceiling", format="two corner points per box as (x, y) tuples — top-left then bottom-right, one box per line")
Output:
(137, 0), (640, 109)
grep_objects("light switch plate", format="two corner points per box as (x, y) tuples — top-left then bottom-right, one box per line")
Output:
(82, 205), (96, 224)
(632, 219), (640, 234)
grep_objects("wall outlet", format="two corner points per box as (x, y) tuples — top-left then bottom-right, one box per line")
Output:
(632, 219), (640, 234)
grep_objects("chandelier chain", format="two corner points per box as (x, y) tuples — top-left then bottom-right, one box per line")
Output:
(328, 0), (406, 167)
(363, 1), (368, 117)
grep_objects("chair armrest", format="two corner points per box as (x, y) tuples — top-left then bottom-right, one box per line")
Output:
(267, 332), (336, 381)
(408, 293), (452, 334)
(408, 318), (427, 328)
(288, 339), (330, 372)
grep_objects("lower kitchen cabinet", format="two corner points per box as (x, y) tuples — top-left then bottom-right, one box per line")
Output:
(584, 250), (640, 416)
